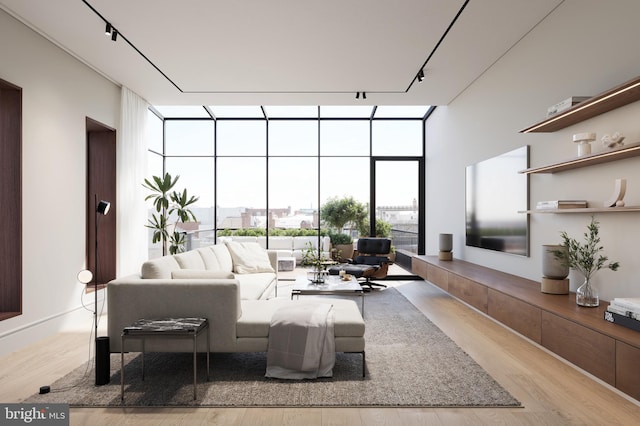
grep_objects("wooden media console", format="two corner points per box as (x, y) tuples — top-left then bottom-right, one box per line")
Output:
(412, 255), (640, 402)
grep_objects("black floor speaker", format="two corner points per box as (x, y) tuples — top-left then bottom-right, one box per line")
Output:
(95, 336), (110, 385)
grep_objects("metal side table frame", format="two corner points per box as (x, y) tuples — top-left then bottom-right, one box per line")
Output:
(121, 318), (210, 402)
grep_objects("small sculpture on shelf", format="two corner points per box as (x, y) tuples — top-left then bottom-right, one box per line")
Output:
(601, 132), (625, 149)
(573, 132), (596, 156)
(603, 178), (626, 207)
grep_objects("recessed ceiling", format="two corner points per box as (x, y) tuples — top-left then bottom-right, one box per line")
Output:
(0, 0), (563, 105)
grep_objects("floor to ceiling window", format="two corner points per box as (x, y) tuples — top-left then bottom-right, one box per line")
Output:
(146, 105), (432, 261)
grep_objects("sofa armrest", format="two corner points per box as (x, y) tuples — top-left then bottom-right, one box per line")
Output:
(107, 278), (241, 353)
(267, 249), (279, 277)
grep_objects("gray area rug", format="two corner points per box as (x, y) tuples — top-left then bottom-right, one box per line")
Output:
(24, 287), (520, 407)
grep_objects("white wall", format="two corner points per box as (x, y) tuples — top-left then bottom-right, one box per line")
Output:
(0, 10), (120, 356)
(425, 0), (640, 302)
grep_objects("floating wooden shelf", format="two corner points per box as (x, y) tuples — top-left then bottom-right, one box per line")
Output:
(519, 142), (640, 174)
(521, 75), (640, 133)
(520, 206), (640, 214)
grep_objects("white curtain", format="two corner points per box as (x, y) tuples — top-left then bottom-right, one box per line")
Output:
(117, 87), (149, 276)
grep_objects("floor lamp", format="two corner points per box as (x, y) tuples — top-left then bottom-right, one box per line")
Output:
(94, 196), (111, 385)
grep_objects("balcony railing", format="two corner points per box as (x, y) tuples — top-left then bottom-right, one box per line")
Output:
(151, 226), (420, 260)
(390, 228), (418, 254)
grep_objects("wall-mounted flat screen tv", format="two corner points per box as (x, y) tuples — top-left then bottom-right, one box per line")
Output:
(465, 145), (529, 256)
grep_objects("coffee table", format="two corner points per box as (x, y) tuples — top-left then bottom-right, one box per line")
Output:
(291, 274), (365, 315)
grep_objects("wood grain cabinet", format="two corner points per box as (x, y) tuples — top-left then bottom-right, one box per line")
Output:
(541, 311), (616, 385)
(427, 264), (448, 291)
(448, 274), (488, 313)
(488, 290), (542, 344)
(412, 255), (640, 402)
(616, 341), (640, 401)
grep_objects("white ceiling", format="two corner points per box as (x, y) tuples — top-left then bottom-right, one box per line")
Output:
(0, 0), (563, 106)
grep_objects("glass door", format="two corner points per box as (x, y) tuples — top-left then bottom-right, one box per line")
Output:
(371, 158), (424, 256)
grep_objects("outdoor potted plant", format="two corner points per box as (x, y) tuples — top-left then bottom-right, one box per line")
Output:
(551, 217), (620, 307)
(329, 232), (354, 261)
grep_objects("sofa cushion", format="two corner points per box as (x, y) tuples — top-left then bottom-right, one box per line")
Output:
(293, 236), (316, 250)
(268, 236), (293, 250)
(237, 299), (365, 338)
(235, 273), (276, 300)
(171, 270), (235, 279)
(197, 245), (234, 272)
(229, 236), (258, 243)
(173, 250), (206, 270)
(226, 241), (275, 274)
(140, 256), (181, 279)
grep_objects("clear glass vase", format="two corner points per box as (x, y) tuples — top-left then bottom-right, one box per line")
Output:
(307, 269), (327, 284)
(576, 277), (599, 307)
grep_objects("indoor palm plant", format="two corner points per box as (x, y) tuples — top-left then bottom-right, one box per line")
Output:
(551, 217), (620, 307)
(143, 173), (199, 255)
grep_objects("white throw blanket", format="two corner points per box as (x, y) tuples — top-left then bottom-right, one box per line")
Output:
(266, 303), (335, 379)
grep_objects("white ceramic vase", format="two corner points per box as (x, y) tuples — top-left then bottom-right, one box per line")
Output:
(542, 244), (569, 279)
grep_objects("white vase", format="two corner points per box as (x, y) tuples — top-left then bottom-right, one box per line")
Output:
(542, 245), (569, 279)
(439, 234), (453, 252)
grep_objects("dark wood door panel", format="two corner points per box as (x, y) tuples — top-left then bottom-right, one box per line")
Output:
(87, 119), (116, 285)
(0, 80), (22, 318)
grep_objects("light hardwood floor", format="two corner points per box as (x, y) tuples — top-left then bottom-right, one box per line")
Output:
(2, 279), (639, 425)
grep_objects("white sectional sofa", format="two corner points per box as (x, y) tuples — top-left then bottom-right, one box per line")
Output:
(107, 241), (365, 366)
(218, 235), (331, 264)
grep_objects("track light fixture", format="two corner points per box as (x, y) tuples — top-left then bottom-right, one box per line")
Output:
(417, 69), (424, 82)
(355, 92), (360, 99)
(111, 29), (118, 42)
(355, 92), (366, 100)
(105, 23), (112, 36)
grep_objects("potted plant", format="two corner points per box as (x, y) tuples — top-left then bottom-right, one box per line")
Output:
(301, 241), (330, 283)
(329, 232), (354, 261)
(551, 217), (620, 307)
(321, 196), (367, 236)
(143, 173), (199, 255)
